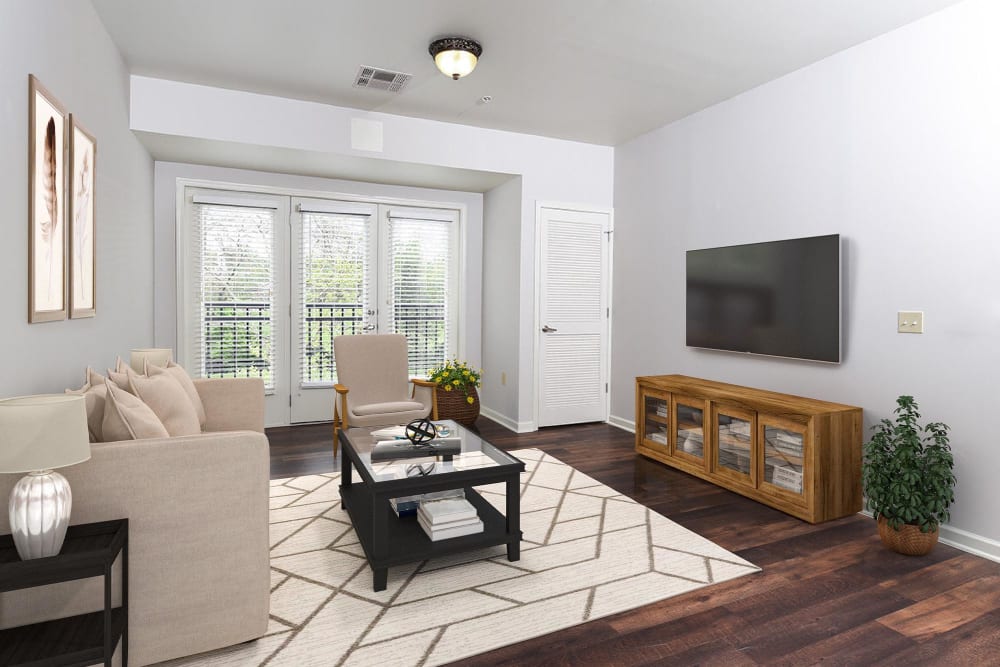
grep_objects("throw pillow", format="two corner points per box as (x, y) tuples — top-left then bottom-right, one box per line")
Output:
(107, 367), (133, 393)
(148, 362), (207, 429)
(87, 367), (107, 386)
(65, 379), (108, 443)
(128, 368), (200, 436)
(102, 381), (169, 441)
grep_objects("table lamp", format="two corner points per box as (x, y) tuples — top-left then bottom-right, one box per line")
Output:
(129, 347), (173, 373)
(0, 394), (90, 560)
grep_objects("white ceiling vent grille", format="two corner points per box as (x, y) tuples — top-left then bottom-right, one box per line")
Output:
(353, 66), (412, 92)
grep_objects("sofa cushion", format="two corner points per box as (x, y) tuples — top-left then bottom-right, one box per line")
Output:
(353, 400), (425, 416)
(149, 362), (207, 429)
(129, 368), (201, 436)
(102, 381), (169, 441)
(107, 367), (133, 393)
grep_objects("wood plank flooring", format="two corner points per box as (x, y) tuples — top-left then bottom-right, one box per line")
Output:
(266, 419), (1000, 665)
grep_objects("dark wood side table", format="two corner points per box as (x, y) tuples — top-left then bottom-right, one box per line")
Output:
(0, 519), (129, 667)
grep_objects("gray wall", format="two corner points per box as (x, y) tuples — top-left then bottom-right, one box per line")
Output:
(0, 0), (153, 395)
(481, 177), (523, 425)
(612, 0), (1000, 545)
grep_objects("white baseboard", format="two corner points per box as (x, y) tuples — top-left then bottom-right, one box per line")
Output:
(480, 407), (537, 434)
(608, 414), (635, 433)
(858, 510), (999, 563)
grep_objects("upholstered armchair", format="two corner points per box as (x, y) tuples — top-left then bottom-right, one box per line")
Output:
(332, 333), (437, 456)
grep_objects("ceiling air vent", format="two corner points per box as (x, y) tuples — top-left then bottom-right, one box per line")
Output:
(354, 66), (412, 92)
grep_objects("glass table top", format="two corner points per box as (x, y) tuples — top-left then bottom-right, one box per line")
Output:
(342, 420), (520, 484)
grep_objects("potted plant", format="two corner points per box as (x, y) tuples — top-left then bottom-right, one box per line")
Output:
(428, 359), (482, 427)
(862, 395), (956, 556)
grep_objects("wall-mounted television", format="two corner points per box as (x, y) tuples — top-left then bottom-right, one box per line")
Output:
(686, 234), (842, 363)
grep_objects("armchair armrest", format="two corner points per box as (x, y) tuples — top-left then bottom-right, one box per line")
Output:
(410, 378), (438, 419)
(334, 384), (349, 394)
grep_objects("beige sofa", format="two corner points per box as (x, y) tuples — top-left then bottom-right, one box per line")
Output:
(0, 377), (270, 666)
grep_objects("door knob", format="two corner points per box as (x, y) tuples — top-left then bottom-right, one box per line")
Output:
(542, 325), (558, 333)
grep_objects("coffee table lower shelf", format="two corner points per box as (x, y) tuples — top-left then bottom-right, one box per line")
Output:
(340, 484), (521, 591)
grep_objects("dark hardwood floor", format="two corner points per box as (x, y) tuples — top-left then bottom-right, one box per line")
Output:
(266, 419), (1000, 666)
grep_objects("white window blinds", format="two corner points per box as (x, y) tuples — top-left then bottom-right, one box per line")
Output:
(189, 201), (277, 391)
(386, 210), (457, 376)
(298, 210), (374, 386)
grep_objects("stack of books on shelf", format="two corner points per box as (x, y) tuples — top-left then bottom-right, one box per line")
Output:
(417, 495), (483, 541)
(389, 489), (463, 517)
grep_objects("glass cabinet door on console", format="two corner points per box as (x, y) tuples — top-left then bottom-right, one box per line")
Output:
(638, 390), (670, 454)
(758, 416), (809, 504)
(672, 396), (706, 469)
(711, 404), (756, 488)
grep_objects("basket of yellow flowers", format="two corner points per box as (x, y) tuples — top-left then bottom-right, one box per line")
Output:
(428, 359), (482, 427)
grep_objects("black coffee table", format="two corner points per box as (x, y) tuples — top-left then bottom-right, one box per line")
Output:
(338, 421), (525, 591)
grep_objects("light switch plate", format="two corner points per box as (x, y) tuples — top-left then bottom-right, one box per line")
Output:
(897, 311), (924, 333)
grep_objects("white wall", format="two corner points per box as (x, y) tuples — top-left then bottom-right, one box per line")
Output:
(612, 0), (1000, 548)
(481, 177), (523, 428)
(153, 161), (484, 370)
(0, 0), (153, 396)
(132, 78), (615, 428)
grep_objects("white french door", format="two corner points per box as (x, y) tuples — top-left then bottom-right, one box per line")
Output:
(181, 187), (462, 427)
(536, 206), (611, 427)
(290, 198), (378, 423)
(180, 189), (290, 427)
(289, 201), (460, 423)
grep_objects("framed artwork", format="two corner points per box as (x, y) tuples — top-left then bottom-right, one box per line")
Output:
(69, 115), (96, 318)
(28, 74), (68, 323)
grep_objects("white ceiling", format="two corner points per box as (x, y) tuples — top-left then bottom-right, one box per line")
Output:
(93, 0), (962, 146)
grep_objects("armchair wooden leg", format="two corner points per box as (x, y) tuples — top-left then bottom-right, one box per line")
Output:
(333, 418), (340, 459)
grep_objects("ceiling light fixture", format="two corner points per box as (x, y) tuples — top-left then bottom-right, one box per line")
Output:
(429, 37), (482, 80)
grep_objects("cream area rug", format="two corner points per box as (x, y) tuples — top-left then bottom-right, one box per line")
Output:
(163, 449), (759, 667)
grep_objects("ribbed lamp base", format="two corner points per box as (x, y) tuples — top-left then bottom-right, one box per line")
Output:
(8, 470), (73, 560)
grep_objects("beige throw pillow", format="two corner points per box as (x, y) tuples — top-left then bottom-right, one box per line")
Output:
(149, 362), (206, 429)
(103, 381), (169, 441)
(65, 375), (108, 443)
(128, 368), (200, 436)
(107, 367), (133, 393)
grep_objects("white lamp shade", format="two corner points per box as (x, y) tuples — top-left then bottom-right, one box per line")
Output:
(130, 347), (173, 372)
(0, 395), (90, 474)
(434, 49), (478, 79)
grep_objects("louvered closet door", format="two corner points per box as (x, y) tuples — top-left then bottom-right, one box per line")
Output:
(537, 207), (611, 427)
(290, 198), (378, 423)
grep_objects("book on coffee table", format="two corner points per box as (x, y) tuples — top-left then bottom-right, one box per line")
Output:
(417, 516), (484, 541)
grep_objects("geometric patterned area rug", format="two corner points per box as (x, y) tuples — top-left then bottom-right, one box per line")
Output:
(162, 449), (758, 667)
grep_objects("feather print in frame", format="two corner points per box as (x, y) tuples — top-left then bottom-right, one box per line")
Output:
(69, 114), (97, 318)
(28, 75), (67, 322)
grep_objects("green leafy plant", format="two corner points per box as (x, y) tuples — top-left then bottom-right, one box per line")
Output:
(428, 359), (482, 404)
(862, 395), (956, 533)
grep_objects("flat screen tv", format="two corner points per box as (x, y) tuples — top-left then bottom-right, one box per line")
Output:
(686, 234), (841, 363)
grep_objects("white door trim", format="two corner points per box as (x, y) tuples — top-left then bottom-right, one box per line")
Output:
(533, 201), (614, 429)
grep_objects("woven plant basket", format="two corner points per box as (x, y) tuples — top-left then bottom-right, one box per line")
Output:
(877, 515), (939, 556)
(435, 385), (480, 427)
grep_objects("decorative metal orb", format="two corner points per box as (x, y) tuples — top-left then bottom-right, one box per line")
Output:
(405, 418), (438, 445)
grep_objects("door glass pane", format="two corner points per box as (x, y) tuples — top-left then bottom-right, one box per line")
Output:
(299, 211), (372, 386)
(763, 426), (804, 494)
(193, 203), (276, 390)
(386, 215), (455, 376)
(643, 395), (669, 447)
(717, 414), (752, 475)
(676, 403), (704, 458)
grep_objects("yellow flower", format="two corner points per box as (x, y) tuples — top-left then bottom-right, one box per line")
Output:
(452, 379), (460, 385)
(466, 396), (475, 404)
(463, 370), (470, 377)
(444, 385), (452, 392)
